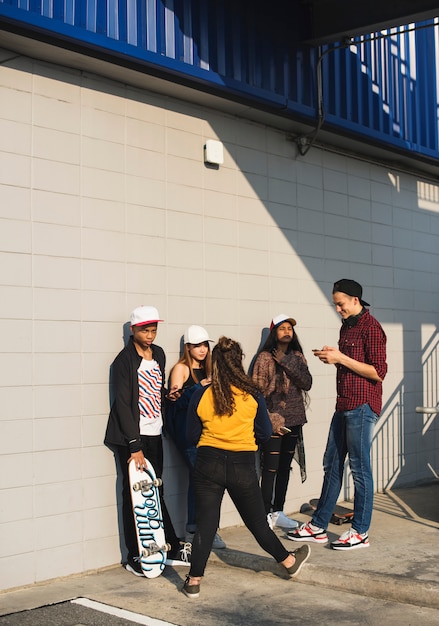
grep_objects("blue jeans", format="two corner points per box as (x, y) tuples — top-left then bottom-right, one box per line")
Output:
(312, 404), (378, 535)
(189, 446), (290, 577)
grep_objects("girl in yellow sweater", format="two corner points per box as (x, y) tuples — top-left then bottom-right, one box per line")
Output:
(181, 336), (311, 599)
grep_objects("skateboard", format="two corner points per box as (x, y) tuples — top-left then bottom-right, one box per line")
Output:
(300, 498), (354, 525)
(128, 459), (170, 578)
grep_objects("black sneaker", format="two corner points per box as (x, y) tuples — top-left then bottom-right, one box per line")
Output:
(182, 575), (200, 599)
(285, 544), (311, 579)
(165, 542), (191, 566)
(124, 556), (143, 577)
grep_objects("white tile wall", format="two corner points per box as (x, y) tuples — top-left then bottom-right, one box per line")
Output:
(0, 49), (438, 592)
(33, 256), (81, 289)
(34, 384), (82, 418)
(0, 419), (32, 454)
(33, 190), (81, 226)
(34, 481), (84, 517)
(0, 386), (32, 421)
(34, 416), (82, 451)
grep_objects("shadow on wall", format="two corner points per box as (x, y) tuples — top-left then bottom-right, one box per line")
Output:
(342, 328), (439, 498)
(106, 322), (133, 565)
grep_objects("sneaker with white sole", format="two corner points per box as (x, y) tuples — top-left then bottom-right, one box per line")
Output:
(331, 528), (369, 550)
(285, 544), (311, 578)
(124, 556), (143, 577)
(287, 521), (328, 544)
(166, 542), (192, 566)
(182, 575), (200, 599)
(271, 511), (299, 530)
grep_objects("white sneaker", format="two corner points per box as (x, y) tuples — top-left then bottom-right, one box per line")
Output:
(272, 511), (299, 530)
(267, 513), (275, 530)
(165, 542), (191, 566)
(331, 528), (369, 550)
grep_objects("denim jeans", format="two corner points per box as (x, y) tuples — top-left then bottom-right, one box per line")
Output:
(312, 404), (378, 535)
(189, 446), (290, 577)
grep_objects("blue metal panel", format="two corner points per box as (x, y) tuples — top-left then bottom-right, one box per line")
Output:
(0, 0), (438, 161)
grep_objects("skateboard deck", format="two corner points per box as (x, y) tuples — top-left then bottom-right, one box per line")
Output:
(128, 459), (170, 578)
(300, 498), (354, 525)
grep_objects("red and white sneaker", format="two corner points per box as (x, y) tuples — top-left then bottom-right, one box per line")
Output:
(287, 522), (328, 544)
(331, 528), (369, 550)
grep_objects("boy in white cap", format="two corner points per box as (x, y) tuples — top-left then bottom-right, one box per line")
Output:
(105, 306), (190, 575)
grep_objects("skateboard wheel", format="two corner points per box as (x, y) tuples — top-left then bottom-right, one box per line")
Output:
(133, 482), (148, 491)
(133, 478), (161, 491)
(142, 542), (171, 557)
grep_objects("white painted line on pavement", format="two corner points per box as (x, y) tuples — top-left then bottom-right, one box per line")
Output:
(72, 597), (179, 626)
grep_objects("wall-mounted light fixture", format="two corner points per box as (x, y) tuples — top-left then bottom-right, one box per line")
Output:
(204, 139), (224, 166)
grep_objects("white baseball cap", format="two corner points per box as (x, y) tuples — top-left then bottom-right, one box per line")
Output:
(184, 325), (213, 344)
(270, 313), (297, 331)
(130, 306), (163, 327)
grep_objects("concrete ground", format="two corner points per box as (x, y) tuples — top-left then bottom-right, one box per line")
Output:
(1, 482), (438, 625)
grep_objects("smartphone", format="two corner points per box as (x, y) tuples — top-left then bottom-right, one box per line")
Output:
(279, 426), (291, 434)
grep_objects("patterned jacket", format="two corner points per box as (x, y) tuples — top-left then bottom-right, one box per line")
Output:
(252, 350), (312, 428)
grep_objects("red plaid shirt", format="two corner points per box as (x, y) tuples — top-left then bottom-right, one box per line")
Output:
(336, 309), (387, 416)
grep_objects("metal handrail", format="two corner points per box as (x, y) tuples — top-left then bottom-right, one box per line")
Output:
(415, 404), (439, 414)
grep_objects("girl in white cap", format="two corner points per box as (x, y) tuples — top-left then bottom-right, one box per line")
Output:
(167, 326), (226, 549)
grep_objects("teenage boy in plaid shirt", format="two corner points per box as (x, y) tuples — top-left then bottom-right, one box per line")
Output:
(289, 279), (387, 550)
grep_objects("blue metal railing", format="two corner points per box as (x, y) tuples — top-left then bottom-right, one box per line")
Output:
(0, 0), (438, 161)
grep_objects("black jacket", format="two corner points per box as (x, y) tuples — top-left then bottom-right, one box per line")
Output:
(104, 337), (166, 453)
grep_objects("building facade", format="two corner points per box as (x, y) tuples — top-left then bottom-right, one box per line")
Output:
(1, 1), (438, 589)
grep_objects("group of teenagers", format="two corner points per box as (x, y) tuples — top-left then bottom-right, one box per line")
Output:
(104, 278), (387, 599)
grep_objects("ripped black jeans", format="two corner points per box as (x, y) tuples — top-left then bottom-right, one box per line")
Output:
(260, 428), (299, 514)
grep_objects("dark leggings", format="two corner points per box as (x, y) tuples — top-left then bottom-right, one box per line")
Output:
(189, 446), (290, 578)
(116, 435), (180, 561)
(260, 429), (299, 513)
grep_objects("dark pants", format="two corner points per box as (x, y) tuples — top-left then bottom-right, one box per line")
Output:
(172, 441), (198, 532)
(116, 435), (180, 562)
(260, 429), (299, 513)
(189, 446), (290, 577)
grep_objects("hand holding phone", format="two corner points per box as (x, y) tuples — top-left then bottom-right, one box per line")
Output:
(279, 426), (291, 434)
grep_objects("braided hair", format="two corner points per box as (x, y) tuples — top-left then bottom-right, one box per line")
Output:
(211, 336), (261, 416)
